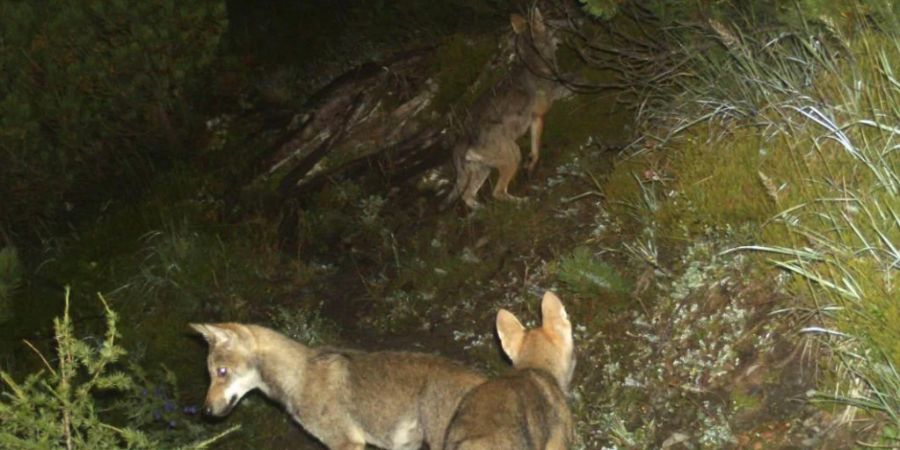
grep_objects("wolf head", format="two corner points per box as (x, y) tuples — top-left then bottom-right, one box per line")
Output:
(190, 323), (265, 417)
(510, 8), (558, 78)
(496, 291), (575, 391)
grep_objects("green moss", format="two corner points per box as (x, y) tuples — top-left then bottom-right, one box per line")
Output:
(658, 129), (777, 234)
(731, 388), (762, 412)
(543, 90), (634, 151)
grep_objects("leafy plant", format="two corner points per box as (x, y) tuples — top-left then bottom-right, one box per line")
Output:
(0, 288), (238, 449)
(557, 246), (630, 297)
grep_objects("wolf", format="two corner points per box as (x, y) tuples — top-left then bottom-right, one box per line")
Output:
(443, 291), (575, 450)
(190, 323), (485, 450)
(443, 8), (560, 209)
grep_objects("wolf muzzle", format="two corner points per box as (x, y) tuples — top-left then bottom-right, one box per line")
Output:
(204, 394), (239, 417)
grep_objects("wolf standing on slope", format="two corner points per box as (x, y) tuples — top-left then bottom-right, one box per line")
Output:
(190, 323), (484, 450)
(443, 8), (560, 209)
(443, 291), (575, 450)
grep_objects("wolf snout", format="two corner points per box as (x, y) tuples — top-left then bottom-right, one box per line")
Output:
(203, 394), (238, 417)
(202, 402), (221, 417)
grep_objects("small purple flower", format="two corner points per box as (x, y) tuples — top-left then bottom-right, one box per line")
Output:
(183, 405), (199, 415)
(163, 400), (176, 413)
(168, 420), (177, 429)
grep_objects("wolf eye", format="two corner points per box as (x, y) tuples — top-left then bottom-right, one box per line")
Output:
(216, 367), (228, 377)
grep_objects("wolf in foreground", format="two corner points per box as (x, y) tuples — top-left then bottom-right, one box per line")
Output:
(191, 323), (484, 450)
(443, 291), (575, 450)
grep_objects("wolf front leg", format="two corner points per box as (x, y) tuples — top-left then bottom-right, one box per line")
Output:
(492, 140), (526, 203)
(527, 114), (544, 174)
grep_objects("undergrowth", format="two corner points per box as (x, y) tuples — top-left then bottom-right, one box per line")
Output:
(0, 247), (22, 323)
(5, 1), (897, 448)
(600, 0), (899, 444)
(0, 288), (238, 449)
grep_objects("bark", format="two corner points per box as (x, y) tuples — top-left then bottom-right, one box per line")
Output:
(256, 46), (454, 251)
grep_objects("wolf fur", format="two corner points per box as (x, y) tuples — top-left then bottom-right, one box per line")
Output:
(443, 8), (560, 209)
(191, 323), (485, 450)
(443, 291), (575, 450)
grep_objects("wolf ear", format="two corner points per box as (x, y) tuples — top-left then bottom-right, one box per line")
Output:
(510, 13), (528, 34)
(530, 8), (546, 34)
(190, 323), (235, 347)
(540, 291), (572, 347)
(496, 309), (526, 362)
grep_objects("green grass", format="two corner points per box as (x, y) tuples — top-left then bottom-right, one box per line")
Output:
(608, 1), (900, 442)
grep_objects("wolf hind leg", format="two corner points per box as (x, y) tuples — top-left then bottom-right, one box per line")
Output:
(441, 147), (469, 210)
(461, 164), (490, 209)
(441, 175), (466, 210)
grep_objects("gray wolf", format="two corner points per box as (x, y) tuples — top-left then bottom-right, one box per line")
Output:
(191, 323), (484, 450)
(443, 8), (561, 209)
(443, 291), (575, 450)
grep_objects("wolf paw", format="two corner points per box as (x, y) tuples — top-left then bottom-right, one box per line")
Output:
(464, 199), (483, 210)
(497, 193), (528, 204)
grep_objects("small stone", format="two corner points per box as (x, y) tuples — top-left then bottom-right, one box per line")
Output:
(661, 432), (689, 448)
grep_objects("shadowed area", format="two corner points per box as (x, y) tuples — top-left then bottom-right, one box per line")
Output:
(1, 0), (897, 448)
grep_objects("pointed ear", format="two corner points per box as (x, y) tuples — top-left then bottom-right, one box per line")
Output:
(510, 13), (528, 34)
(496, 309), (526, 362)
(190, 323), (235, 347)
(531, 8), (546, 34)
(541, 291), (572, 344)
